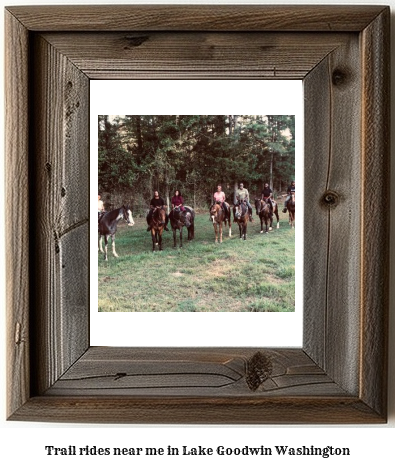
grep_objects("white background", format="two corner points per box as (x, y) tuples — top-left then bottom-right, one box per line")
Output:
(90, 80), (304, 347)
(1, 1), (394, 469)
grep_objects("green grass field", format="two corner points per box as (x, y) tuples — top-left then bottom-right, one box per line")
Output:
(98, 212), (295, 312)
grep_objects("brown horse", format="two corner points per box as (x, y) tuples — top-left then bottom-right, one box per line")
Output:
(209, 202), (232, 243)
(288, 193), (295, 228)
(169, 206), (195, 248)
(233, 199), (249, 240)
(255, 197), (280, 234)
(148, 206), (167, 251)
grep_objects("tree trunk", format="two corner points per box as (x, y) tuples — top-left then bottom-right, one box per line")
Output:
(233, 181), (238, 204)
(165, 171), (170, 209)
(270, 151), (274, 190)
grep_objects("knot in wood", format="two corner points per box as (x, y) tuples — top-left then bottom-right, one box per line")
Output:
(321, 190), (340, 207)
(332, 68), (348, 87)
(123, 35), (150, 48)
(246, 351), (273, 391)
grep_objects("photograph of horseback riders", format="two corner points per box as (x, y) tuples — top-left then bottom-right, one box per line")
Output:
(98, 114), (296, 313)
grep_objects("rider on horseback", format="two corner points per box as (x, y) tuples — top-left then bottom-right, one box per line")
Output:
(235, 183), (253, 222)
(260, 183), (274, 215)
(98, 194), (106, 222)
(213, 185), (230, 221)
(147, 190), (169, 231)
(98, 194), (105, 214)
(283, 181), (295, 213)
(171, 189), (185, 211)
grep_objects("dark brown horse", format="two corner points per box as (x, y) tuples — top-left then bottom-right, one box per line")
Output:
(209, 202), (232, 243)
(233, 199), (249, 240)
(288, 193), (295, 228)
(148, 206), (167, 251)
(255, 197), (280, 234)
(169, 206), (195, 248)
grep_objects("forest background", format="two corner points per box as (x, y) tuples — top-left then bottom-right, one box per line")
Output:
(98, 114), (295, 213)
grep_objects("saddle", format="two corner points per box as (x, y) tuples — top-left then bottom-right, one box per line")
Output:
(261, 197), (274, 212)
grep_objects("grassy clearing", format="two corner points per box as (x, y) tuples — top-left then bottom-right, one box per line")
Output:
(98, 212), (295, 312)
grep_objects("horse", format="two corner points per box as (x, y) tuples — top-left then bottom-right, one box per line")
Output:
(169, 206), (195, 248)
(233, 199), (249, 240)
(255, 197), (280, 234)
(98, 205), (135, 261)
(147, 206), (167, 251)
(209, 201), (231, 243)
(288, 192), (295, 228)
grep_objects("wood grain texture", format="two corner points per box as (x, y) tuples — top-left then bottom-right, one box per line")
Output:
(30, 34), (90, 395)
(9, 395), (384, 425)
(304, 36), (362, 395)
(46, 347), (345, 397)
(5, 10), (30, 418)
(5, 5), (389, 424)
(360, 9), (390, 417)
(6, 5), (386, 32)
(42, 32), (350, 80)
(303, 56), (331, 370)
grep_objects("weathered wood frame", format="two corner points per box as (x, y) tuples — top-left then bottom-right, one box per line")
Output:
(5, 5), (389, 423)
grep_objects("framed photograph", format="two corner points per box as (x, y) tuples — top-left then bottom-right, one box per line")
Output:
(5, 5), (389, 423)
(91, 81), (303, 349)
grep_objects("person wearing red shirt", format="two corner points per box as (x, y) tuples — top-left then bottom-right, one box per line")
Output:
(171, 190), (185, 211)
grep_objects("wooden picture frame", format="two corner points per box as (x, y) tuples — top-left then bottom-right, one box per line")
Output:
(5, 5), (389, 423)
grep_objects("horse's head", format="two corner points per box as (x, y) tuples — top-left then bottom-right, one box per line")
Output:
(235, 199), (247, 220)
(209, 202), (221, 222)
(255, 198), (262, 213)
(255, 198), (269, 214)
(122, 205), (135, 226)
(153, 206), (167, 225)
(173, 206), (181, 216)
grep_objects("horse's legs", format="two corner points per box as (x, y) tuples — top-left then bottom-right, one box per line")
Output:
(151, 230), (156, 251)
(111, 235), (118, 257)
(260, 215), (264, 233)
(219, 222), (223, 243)
(98, 234), (104, 253)
(158, 229), (163, 251)
(239, 223), (242, 239)
(179, 227), (183, 248)
(213, 222), (218, 243)
(104, 235), (109, 261)
(173, 229), (177, 248)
